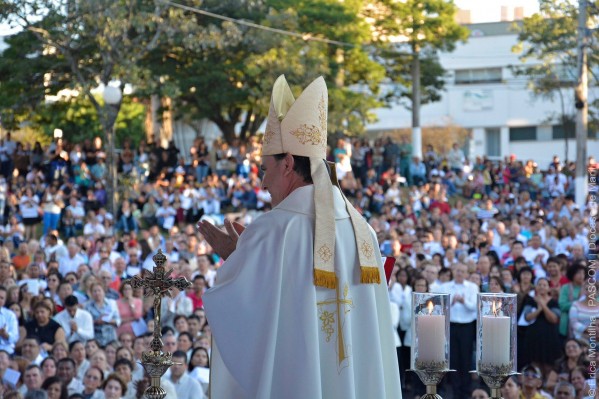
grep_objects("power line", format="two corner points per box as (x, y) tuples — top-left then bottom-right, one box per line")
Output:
(160, 0), (357, 48)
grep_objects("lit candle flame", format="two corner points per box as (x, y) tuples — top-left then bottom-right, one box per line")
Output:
(427, 301), (434, 315)
(492, 301), (502, 316)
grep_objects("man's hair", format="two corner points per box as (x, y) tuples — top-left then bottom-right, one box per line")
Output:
(172, 350), (187, 362)
(25, 364), (41, 372)
(57, 357), (76, 368)
(554, 381), (575, 397)
(0, 285), (6, 293)
(114, 358), (133, 371)
(64, 295), (78, 307)
(273, 154), (313, 184)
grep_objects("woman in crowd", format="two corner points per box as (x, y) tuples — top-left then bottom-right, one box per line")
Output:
(500, 375), (521, 399)
(41, 356), (58, 379)
(82, 365), (105, 399)
(521, 278), (561, 376)
(24, 301), (65, 351)
(102, 373), (127, 399)
(90, 349), (112, 378)
(559, 262), (586, 339)
(569, 366), (590, 399)
(568, 278), (596, 340)
(51, 341), (69, 361)
(44, 271), (62, 304)
(41, 376), (68, 399)
(85, 283), (120, 346)
(488, 276), (505, 293)
(70, 340), (90, 381)
(116, 283), (142, 337)
(105, 342), (119, 370)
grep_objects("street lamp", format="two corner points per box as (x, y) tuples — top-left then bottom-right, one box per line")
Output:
(103, 84), (122, 216)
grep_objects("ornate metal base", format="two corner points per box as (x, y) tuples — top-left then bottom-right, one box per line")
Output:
(470, 366), (520, 399)
(140, 351), (175, 399)
(408, 368), (455, 399)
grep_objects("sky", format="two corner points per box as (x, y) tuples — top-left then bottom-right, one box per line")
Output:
(0, 1), (542, 36)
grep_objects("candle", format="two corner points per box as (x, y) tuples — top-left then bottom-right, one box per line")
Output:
(416, 302), (446, 364)
(481, 301), (511, 366)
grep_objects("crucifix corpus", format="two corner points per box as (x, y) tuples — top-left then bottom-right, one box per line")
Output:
(126, 249), (192, 399)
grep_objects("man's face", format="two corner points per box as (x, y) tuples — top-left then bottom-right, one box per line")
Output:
(260, 155), (289, 207)
(424, 266), (438, 283)
(170, 356), (186, 379)
(163, 335), (177, 353)
(57, 361), (75, 382)
(554, 385), (575, 399)
(512, 244), (523, 257)
(0, 290), (6, 308)
(0, 262), (9, 279)
(115, 364), (132, 382)
(22, 339), (39, 361)
(454, 265), (467, 283)
(522, 369), (541, 390)
(24, 368), (42, 389)
(530, 236), (541, 249)
(67, 305), (78, 318)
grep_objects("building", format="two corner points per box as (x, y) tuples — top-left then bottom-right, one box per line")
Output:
(366, 21), (598, 166)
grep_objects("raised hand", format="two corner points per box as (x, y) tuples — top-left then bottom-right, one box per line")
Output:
(197, 219), (245, 260)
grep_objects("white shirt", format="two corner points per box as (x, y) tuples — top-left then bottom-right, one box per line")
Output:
(439, 280), (479, 323)
(59, 254), (86, 276)
(0, 307), (19, 354)
(53, 308), (95, 343)
(168, 373), (203, 399)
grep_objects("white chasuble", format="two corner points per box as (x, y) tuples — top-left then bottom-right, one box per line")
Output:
(203, 185), (401, 399)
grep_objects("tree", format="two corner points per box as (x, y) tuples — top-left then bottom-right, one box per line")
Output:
(0, 0), (200, 213)
(511, 0), (599, 149)
(148, 0), (385, 144)
(366, 0), (469, 157)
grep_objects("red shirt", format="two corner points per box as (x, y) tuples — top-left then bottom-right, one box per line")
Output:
(188, 292), (203, 310)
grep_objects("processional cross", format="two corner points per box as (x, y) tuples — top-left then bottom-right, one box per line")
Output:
(126, 249), (191, 399)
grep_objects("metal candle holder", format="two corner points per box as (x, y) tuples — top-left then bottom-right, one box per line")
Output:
(471, 293), (518, 399)
(408, 293), (454, 399)
(127, 249), (192, 399)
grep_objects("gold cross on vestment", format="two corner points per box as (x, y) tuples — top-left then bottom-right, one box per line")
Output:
(127, 249), (191, 352)
(317, 283), (354, 369)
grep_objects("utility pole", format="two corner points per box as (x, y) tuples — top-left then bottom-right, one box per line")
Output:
(575, 0), (588, 209)
(411, 45), (422, 160)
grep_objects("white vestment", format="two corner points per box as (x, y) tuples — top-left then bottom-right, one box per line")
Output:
(204, 185), (401, 399)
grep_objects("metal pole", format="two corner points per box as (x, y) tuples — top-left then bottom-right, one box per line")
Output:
(574, 0), (588, 208)
(105, 104), (118, 216)
(412, 48), (422, 159)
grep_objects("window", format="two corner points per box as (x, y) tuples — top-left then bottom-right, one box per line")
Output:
(455, 68), (502, 84)
(552, 125), (575, 140)
(509, 126), (537, 141)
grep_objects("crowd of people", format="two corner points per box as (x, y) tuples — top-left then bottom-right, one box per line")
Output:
(0, 130), (595, 399)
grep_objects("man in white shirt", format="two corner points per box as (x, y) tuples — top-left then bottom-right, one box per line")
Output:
(439, 263), (479, 399)
(166, 351), (203, 399)
(53, 295), (94, 343)
(44, 233), (68, 262)
(0, 286), (19, 354)
(59, 242), (86, 276)
(522, 234), (550, 280)
(57, 358), (85, 396)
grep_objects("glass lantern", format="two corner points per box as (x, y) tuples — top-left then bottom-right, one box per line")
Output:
(476, 293), (517, 376)
(411, 292), (451, 371)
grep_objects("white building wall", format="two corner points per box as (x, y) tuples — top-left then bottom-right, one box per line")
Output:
(367, 22), (599, 167)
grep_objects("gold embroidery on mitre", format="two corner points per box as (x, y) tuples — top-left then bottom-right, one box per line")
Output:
(263, 129), (276, 145)
(290, 95), (327, 149)
(317, 244), (333, 262)
(360, 240), (374, 259)
(317, 283), (354, 371)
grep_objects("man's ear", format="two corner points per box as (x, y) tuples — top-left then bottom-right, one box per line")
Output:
(284, 153), (295, 175)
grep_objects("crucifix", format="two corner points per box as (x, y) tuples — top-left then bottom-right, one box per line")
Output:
(317, 282), (354, 370)
(126, 249), (191, 399)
